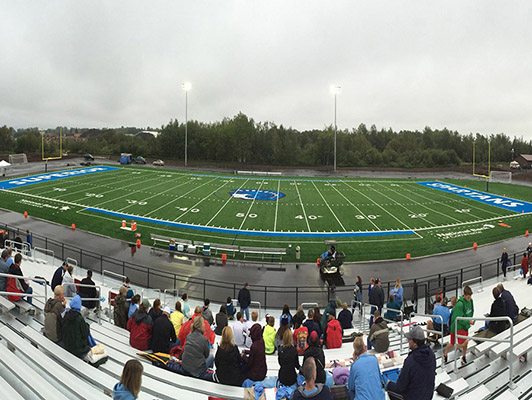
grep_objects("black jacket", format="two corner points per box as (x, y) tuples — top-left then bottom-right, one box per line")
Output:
(500, 289), (519, 321)
(51, 266), (65, 291)
(488, 297), (507, 334)
(303, 319), (320, 339)
(337, 309), (353, 330)
(501, 252), (509, 268)
(369, 285), (384, 308)
(151, 314), (177, 353)
(214, 312), (228, 336)
(214, 345), (246, 386)
(238, 288), (251, 309)
(79, 277), (97, 308)
(387, 345), (436, 400)
(278, 345), (300, 386)
(302, 345), (326, 384)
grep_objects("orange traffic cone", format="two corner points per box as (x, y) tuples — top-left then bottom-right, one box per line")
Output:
(71, 223), (76, 231)
(473, 242), (477, 251)
(406, 253), (411, 260)
(24, 211), (28, 219)
(221, 253), (227, 265)
(526, 230), (529, 238)
(136, 238), (141, 249)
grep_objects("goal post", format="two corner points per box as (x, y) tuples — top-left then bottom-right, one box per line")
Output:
(489, 171), (512, 184)
(8, 154), (28, 164)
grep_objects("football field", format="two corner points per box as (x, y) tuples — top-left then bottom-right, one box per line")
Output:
(1, 165), (532, 261)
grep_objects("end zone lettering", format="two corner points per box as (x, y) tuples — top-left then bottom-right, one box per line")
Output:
(1, 166), (119, 190)
(417, 181), (532, 214)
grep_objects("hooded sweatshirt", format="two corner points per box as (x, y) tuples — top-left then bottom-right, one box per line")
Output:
(112, 383), (136, 400)
(368, 317), (389, 353)
(178, 312), (215, 347)
(244, 323), (267, 381)
(326, 318), (342, 349)
(62, 296), (91, 358)
(263, 324), (276, 354)
(113, 294), (129, 329)
(449, 296), (474, 333)
(386, 345), (436, 400)
(127, 309), (153, 351)
(44, 298), (65, 342)
(292, 383), (332, 400)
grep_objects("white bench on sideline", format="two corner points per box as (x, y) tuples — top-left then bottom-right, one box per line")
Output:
(240, 246), (286, 260)
(0, 326), (109, 400)
(21, 326), (155, 400)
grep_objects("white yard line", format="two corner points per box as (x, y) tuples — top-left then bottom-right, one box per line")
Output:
(68, 174), (158, 202)
(205, 179), (250, 226)
(377, 182), (462, 223)
(173, 179), (229, 221)
(328, 183), (380, 230)
(341, 180), (416, 232)
(294, 181), (311, 232)
(274, 179), (281, 232)
(238, 180), (265, 230)
(311, 181), (346, 232)
(2, 189), (86, 208)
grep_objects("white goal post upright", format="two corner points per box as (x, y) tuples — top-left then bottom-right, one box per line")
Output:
(8, 154), (28, 164)
(489, 171), (512, 184)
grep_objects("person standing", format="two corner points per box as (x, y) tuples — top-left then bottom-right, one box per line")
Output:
(352, 276), (363, 315)
(386, 326), (436, 400)
(443, 286), (474, 364)
(51, 261), (68, 291)
(369, 278), (384, 327)
(526, 242), (532, 259)
(347, 337), (385, 400)
(497, 283), (519, 323)
(238, 282), (251, 321)
(114, 286), (130, 329)
(63, 265), (77, 299)
(521, 252), (529, 278)
(501, 248), (509, 279)
(26, 230), (32, 249)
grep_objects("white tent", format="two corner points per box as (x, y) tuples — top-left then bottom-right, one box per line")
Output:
(0, 160), (11, 176)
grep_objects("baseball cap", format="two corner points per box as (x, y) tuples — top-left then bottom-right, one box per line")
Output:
(405, 326), (425, 341)
(141, 299), (150, 309)
(163, 306), (171, 314)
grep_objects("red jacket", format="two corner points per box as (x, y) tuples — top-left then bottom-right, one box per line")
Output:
(522, 256), (529, 276)
(127, 309), (153, 351)
(7, 263), (27, 302)
(178, 312), (215, 347)
(326, 318), (342, 349)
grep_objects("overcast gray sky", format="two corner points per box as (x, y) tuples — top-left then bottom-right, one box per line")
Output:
(1, 1), (532, 140)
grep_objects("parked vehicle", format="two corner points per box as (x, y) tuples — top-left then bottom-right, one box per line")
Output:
(83, 154), (94, 161)
(510, 161), (520, 169)
(134, 156), (146, 164)
(153, 159), (165, 166)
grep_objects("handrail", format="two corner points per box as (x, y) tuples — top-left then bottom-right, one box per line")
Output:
(33, 247), (54, 265)
(140, 288), (161, 302)
(250, 301), (262, 320)
(454, 316), (515, 389)
(62, 282), (102, 325)
(0, 273), (48, 301)
(462, 276), (483, 292)
(107, 287), (122, 324)
(409, 312), (444, 372)
(4, 240), (31, 256)
(381, 305), (405, 354)
(300, 302), (318, 311)
(102, 270), (126, 287)
(66, 257), (78, 268)
(163, 289), (179, 307)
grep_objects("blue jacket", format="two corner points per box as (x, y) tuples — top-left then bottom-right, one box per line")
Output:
(347, 353), (385, 400)
(432, 304), (450, 326)
(390, 286), (403, 303)
(128, 304), (139, 319)
(113, 383), (136, 399)
(387, 345), (436, 400)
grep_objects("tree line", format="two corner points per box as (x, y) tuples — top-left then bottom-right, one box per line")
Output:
(1, 114), (531, 168)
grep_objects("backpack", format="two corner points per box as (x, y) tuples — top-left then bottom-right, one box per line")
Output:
(296, 328), (308, 353)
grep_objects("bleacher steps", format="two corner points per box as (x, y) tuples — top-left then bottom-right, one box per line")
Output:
(0, 374), (24, 400)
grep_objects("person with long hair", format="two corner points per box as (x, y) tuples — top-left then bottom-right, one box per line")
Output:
(113, 359), (143, 399)
(215, 304), (228, 335)
(302, 331), (326, 384)
(275, 314), (290, 349)
(278, 328), (300, 387)
(353, 275), (363, 314)
(390, 278), (403, 308)
(148, 298), (162, 323)
(181, 293), (192, 319)
(170, 301), (184, 337)
(280, 304), (293, 327)
(214, 326), (246, 386)
(312, 307), (323, 338)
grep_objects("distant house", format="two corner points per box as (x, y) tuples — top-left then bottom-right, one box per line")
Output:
(134, 131), (160, 140)
(516, 154), (532, 169)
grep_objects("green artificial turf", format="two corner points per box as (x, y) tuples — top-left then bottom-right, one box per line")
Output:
(1, 166), (531, 262)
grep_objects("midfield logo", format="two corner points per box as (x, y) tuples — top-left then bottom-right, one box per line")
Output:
(229, 189), (285, 201)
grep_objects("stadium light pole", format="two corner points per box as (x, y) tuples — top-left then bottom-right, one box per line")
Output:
(330, 85), (342, 172)
(182, 82), (191, 167)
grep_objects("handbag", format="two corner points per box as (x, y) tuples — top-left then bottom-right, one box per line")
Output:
(84, 344), (108, 365)
(436, 383), (454, 398)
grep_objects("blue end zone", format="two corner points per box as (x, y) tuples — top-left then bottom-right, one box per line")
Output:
(0, 166), (120, 190)
(417, 181), (532, 214)
(85, 207), (416, 238)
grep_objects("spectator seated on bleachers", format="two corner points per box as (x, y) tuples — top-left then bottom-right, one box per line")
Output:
(303, 331), (326, 384)
(347, 337), (386, 400)
(292, 357), (332, 400)
(232, 311), (247, 347)
(127, 299), (153, 351)
(113, 359), (143, 400)
(325, 314), (342, 349)
(225, 297), (236, 320)
(44, 285), (66, 344)
(263, 315), (276, 354)
(386, 326), (436, 400)
(294, 320), (309, 355)
(152, 307), (179, 353)
(0, 249), (9, 291)
(79, 270), (97, 309)
(214, 304), (228, 336)
(7, 253), (33, 305)
(243, 323), (267, 382)
(426, 298), (450, 340)
(181, 316), (215, 381)
(170, 301), (184, 337)
(337, 302), (353, 330)
(384, 294), (401, 321)
(148, 298), (162, 323)
(389, 279), (404, 308)
(367, 310), (389, 353)
(214, 326), (247, 387)
(244, 310), (259, 347)
(202, 298), (214, 326)
(278, 328), (300, 387)
(113, 286), (129, 329)
(63, 265), (76, 299)
(128, 294), (140, 320)
(178, 306), (215, 348)
(497, 283), (519, 324)
(62, 295), (92, 359)
(280, 304), (293, 328)
(475, 286), (508, 339)
(292, 306), (306, 328)
(303, 309), (320, 340)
